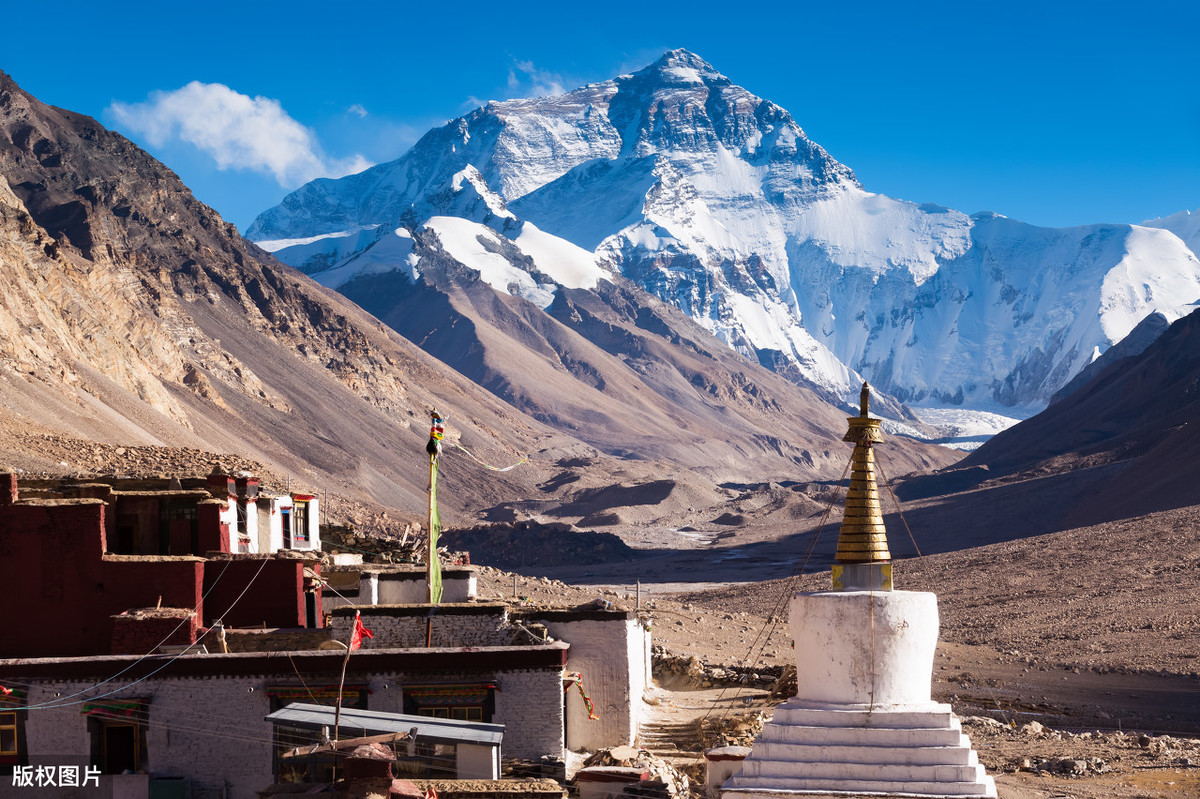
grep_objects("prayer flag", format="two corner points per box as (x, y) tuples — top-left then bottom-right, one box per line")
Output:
(428, 455), (443, 604)
(349, 611), (373, 652)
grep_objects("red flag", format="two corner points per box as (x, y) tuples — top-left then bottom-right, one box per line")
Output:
(0, 685), (10, 696)
(349, 611), (373, 652)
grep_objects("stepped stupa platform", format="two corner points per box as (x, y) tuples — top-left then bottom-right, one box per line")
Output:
(721, 384), (996, 799)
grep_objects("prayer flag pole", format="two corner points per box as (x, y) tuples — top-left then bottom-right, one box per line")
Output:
(426, 410), (445, 646)
(333, 611), (373, 742)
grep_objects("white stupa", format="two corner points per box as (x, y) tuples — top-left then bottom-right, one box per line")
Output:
(721, 384), (997, 798)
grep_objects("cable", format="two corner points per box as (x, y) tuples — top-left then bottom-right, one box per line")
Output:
(14, 557), (235, 712)
(19, 553), (277, 712)
(698, 455), (853, 734)
(37, 702), (324, 751)
(875, 455), (922, 557)
(449, 441), (528, 472)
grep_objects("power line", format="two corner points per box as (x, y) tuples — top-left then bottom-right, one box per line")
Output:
(13, 552), (277, 712)
(14, 557), (234, 712)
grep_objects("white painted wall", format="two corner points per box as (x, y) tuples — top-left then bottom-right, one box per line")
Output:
(323, 573), (378, 615)
(456, 742), (499, 779)
(789, 590), (939, 707)
(13, 657), (568, 796)
(18, 678), (274, 799)
(300, 498), (321, 551)
(377, 573), (430, 605)
(238, 498), (260, 554)
(321, 570), (476, 617)
(377, 571), (475, 604)
(540, 616), (647, 752)
(256, 504), (273, 554)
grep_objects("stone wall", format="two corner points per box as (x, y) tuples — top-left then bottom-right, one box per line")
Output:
(109, 608), (197, 655)
(223, 627), (331, 653)
(330, 604), (512, 649)
(7, 645), (569, 798)
(492, 669), (566, 760)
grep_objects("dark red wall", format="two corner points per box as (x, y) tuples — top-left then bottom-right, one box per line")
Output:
(197, 502), (231, 553)
(202, 559), (308, 629)
(0, 501), (205, 657)
(1, 491), (319, 658)
(110, 612), (199, 655)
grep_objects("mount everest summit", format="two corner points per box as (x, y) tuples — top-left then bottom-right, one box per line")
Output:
(249, 49), (1200, 416)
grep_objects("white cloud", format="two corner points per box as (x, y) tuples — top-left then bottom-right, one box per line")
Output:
(108, 82), (372, 187)
(510, 60), (567, 97)
(462, 59), (572, 111)
(347, 103), (368, 118)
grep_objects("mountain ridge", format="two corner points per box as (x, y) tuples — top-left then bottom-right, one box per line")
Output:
(0, 68), (954, 533)
(250, 50), (1200, 413)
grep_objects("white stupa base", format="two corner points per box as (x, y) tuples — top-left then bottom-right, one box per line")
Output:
(721, 591), (996, 798)
(721, 698), (996, 798)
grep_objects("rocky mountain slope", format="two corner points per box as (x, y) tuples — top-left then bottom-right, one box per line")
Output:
(889, 304), (1200, 547)
(0, 69), (577, 513)
(0, 70), (953, 528)
(960, 305), (1200, 520)
(249, 49), (1200, 413)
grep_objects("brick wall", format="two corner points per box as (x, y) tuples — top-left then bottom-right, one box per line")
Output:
(492, 669), (566, 760)
(145, 676), (275, 796)
(223, 628), (331, 653)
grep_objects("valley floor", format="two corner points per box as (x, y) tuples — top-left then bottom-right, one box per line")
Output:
(473, 497), (1200, 798)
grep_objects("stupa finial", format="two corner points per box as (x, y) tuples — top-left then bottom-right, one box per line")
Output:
(832, 382), (893, 591)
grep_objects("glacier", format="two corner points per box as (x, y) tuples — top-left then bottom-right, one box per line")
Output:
(247, 49), (1200, 414)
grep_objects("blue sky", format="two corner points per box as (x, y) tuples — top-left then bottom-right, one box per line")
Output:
(4, 0), (1198, 231)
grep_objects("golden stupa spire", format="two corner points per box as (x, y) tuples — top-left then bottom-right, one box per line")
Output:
(832, 382), (893, 591)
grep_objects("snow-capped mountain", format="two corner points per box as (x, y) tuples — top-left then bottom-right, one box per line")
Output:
(1144, 208), (1200, 257)
(249, 49), (1200, 412)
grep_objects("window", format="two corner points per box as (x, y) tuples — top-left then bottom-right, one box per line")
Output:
(0, 690), (27, 773)
(418, 706), (484, 722)
(0, 711), (18, 758)
(84, 701), (147, 774)
(403, 684), (494, 723)
(97, 722), (139, 773)
(159, 501), (199, 555)
(292, 501), (310, 545)
(281, 508), (292, 549)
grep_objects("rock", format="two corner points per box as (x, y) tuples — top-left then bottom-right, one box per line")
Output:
(1020, 721), (1045, 736)
(609, 746), (639, 761)
(964, 716), (1006, 729)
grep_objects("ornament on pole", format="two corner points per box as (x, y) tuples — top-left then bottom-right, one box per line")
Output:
(832, 382), (893, 591)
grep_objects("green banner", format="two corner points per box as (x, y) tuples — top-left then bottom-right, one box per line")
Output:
(428, 455), (443, 604)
